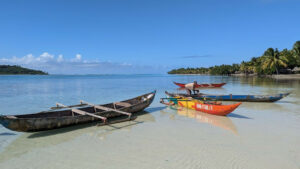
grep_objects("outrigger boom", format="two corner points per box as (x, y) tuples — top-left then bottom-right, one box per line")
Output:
(80, 100), (132, 118)
(56, 103), (107, 123)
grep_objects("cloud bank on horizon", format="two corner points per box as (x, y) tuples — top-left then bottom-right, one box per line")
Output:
(0, 53), (165, 74)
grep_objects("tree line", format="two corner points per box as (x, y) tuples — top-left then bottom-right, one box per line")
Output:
(168, 41), (300, 75)
(0, 65), (48, 75)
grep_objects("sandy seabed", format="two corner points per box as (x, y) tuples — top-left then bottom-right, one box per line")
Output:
(0, 75), (299, 169)
(0, 100), (299, 169)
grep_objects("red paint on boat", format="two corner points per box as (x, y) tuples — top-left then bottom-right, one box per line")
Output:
(191, 102), (241, 116)
(174, 82), (226, 88)
(175, 97), (241, 116)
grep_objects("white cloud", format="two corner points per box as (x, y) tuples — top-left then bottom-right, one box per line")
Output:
(1, 53), (56, 64)
(38, 52), (54, 62)
(0, 54), (35, 64)
(0, 52), (165, 74)
(120, 62), (132, 66)
(75, 54), (81, 60)
(22, 54), (35, 64)
(71, 54), (82, 62)
(57, 54), (64, 62)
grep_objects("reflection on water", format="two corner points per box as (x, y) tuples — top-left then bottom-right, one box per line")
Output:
(161, 106), (238, 135)
(0, 111), (155, 162)
(239, 76), (300, 88)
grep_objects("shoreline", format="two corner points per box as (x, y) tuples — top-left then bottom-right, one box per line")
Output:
(231, 73), (300, 79)
(170, 73), (300, 79)
(267, 74), (300, 79)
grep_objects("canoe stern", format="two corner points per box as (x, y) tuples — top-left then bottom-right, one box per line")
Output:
(0, 115), (9, 128)
(0, 116), (26, 132)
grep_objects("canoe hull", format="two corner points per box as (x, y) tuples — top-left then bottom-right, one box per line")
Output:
(165, 91), (290, 102)
(0, 91), (156, 132)
(199, 94), (289, 102)
(176, 99), (241, 116)
(174, 82), (226, 88)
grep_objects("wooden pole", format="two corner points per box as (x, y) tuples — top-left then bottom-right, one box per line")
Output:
(56, 103), (107, 122)
(80, 100), (132, 118)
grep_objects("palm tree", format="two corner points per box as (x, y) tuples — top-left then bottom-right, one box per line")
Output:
(292, 41), (300, 66)
(261, 48), (288, 74)
(240, 61), (254, 74)
(280, 48), (296, 69)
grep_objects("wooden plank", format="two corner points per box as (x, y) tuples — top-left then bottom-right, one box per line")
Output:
(80, 100), (132, 117)
(56, 103), (107, 122)
(51, 103), (87, 110)
(97, 116), (137, 127)
(115, 102), (131, 107)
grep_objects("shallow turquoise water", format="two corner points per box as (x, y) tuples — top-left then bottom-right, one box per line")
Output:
(0, 74), (295, 115)
(0, 74), (299, 169)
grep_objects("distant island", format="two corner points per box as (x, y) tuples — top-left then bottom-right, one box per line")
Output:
(0, 65), (48, 75)
(168, 41), (300, 76)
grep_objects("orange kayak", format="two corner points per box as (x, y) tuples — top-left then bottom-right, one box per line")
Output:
(161, 97), (241, 116)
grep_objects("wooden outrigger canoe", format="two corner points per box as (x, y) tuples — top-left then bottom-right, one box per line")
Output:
(174, 82), (226, 88)
(165, 91), (290, 102)
(0, 91), (156, 132)
(160, 97), (241, 116)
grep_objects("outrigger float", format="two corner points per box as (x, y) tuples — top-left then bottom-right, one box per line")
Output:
(0, 91), (156, 132)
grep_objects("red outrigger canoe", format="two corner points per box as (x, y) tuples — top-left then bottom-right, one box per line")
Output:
(174, 82), (226, 88)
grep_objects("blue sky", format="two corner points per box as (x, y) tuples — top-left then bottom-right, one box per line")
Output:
(0, 0), (299, 74)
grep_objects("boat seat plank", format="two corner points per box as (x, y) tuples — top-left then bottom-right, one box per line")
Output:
(80, 100), (131, 117)
(114, 102), (131, 107)
(71, 109), (106, 121)
(7, 115), (17, 119)
(56, 103), (107, 121)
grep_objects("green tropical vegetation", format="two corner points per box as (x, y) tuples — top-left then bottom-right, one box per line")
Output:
(168, 41), (300, 75)
(0, 65), (48, 75)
